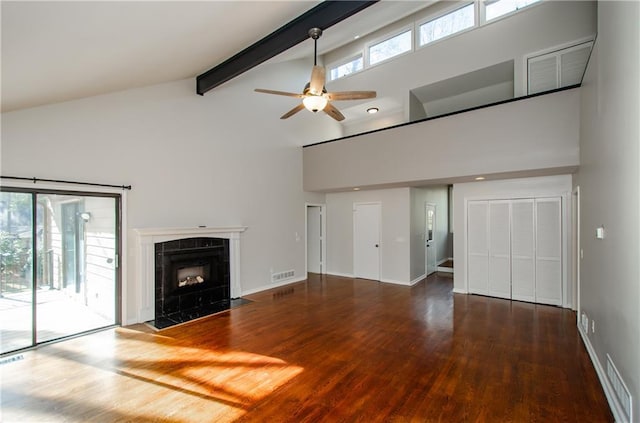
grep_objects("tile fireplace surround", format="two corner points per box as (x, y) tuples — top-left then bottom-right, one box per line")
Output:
(134, 226), (247, 325)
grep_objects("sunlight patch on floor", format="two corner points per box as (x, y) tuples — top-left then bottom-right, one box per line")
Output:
(0, 327), (304, 422)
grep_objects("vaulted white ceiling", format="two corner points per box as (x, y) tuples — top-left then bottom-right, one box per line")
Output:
(0, 0), (430, 113)
(1, 1), (319, 112)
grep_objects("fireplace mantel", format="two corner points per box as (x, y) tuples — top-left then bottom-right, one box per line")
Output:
(134, 226), (247, 323)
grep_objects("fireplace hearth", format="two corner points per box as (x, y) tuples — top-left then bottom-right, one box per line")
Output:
(151, 237), (246, 329)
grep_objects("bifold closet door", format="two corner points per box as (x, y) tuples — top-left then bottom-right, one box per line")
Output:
(467, 201), (489, 295)
(535, 198), (562, 305)
(488, 201), (511, 299)
(511, 199), (535, 302)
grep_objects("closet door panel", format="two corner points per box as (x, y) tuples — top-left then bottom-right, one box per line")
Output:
(488, 201), (511, 299)
(535, 198), (562, 305)
(511, 199), (535, 302)
(467, 201), (489, 295)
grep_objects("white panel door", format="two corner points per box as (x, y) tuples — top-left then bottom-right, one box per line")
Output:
(488, 201), (511, 299)
(354, 203), (381, 281)
(307, 206), (322, 274)
(511, 199), (536, 302)
(467, 201), (489, 295)
(535, 198), (562, 305)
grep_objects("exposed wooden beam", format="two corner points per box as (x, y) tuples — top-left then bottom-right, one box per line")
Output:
(196, 1), (378, 96)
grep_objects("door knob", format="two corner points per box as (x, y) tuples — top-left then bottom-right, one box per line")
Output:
(375, 244), (379, 248)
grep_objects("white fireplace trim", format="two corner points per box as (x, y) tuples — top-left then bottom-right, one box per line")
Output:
(134, 226), (247, 323)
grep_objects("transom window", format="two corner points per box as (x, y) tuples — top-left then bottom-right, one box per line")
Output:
(485, 0), (541, 21)
(368, 29), (412, 66)
(327, 0), (543, 82)
(419, 3), (475, 47)
(329, 55), (364, 81)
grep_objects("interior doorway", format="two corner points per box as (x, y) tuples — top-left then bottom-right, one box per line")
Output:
(305, 203), (326, 275)
(426, 203), (437, 276)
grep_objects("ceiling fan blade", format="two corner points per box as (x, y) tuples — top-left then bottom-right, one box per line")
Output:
(323, 102), (345, 122)
(280, 103), (305, 119)
(255, 88), (303, 98)
(326, 91), (377, 101)
(309, 65), (326, 95)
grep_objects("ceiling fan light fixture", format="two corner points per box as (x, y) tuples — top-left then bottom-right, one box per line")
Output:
(254, 27), (375, 122)
(303, 95), (328, 112)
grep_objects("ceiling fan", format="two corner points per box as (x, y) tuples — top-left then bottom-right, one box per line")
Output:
(254, 28), (376, 122)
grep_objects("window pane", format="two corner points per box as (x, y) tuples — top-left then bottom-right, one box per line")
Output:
(420, 4), (475, 46)
(36, 194), (117, 343)
(485, 0), (540, 21)
(329, 56), (364, 81)
(369, 30), (412, 66)
(0, 191), (34, 353)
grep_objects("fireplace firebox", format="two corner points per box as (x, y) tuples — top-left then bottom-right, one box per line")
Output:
(154, 237), (231, 329)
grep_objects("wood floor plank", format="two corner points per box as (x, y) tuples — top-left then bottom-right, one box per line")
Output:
(0, 273), (612, 422)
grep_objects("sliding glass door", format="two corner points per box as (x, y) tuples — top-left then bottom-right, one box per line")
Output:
(0, 189), (120, 354)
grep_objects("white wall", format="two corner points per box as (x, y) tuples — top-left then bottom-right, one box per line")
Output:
(326, 188), (410, 284)
(452, 175), (573, 306)
(318, 1), (596, 146)
(410, 186), (449, 281)
(304, 88), (580, 192)
(423, 81), (514, 118)
(1, 59), (338, 324)
(577, 1), (640, 419)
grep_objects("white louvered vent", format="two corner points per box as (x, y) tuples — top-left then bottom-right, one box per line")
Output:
(271, 270), (295, 283)
(560, 46), (592, 86)
(529, 56), (558, 94)
(527, 40), (593, 94)
(606, 354), (633, 422)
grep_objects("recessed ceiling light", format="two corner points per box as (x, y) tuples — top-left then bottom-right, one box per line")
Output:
(353, 187), (360, 191)
(354, 35), (360, 40)
(475, 176), (486, 181)
(366, 107), (379, 114)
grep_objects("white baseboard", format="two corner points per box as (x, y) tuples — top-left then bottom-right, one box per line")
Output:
(380, 278), (411, 286)
(241, 276), (307, 296)
(452, 288), (468, 294)
(578, 325), (624, 422)
(326, 271), (355, 278)
(436, 267), (454, 273)
(410, 274), (426, 285)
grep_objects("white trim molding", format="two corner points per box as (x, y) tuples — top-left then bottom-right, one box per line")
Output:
(411, 274), (426, 285)
(327, 272), (355, 279)
(242, 276), (307, 296)
(133, 226), (247, 324)
(578, 326), (625, 422)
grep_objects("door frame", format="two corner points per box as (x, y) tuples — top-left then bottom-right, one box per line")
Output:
(425, 202), (437, 276)
(353, 201), (381, 281)
(464, 195), (567, 306)
(305, 203), (326, 275)
(572, 186), (580, 317)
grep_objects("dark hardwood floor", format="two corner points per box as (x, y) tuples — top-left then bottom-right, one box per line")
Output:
(0, 273), (612, 422)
